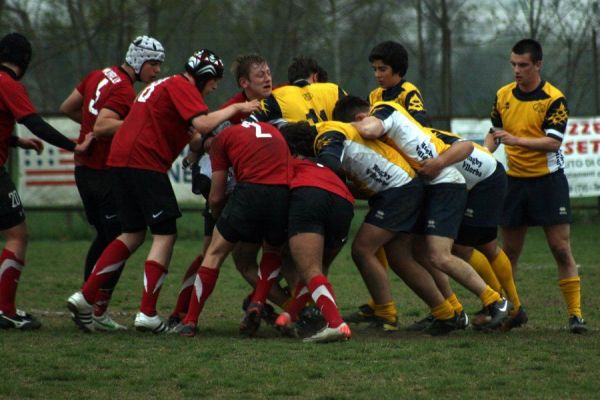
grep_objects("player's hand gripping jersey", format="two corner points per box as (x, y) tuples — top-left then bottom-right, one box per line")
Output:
(75, 66), (135, 169)
(369, 80), (429, 126)
(251, 81), (346, 127)
(369, 101), (465, 185)
(313, 121), (415, 197)
(430, 129), (499, 190)
(491, 81), (568, 178)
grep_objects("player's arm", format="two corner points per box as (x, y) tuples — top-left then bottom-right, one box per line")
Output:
(485, 95), (504, 153)
(9, 136), (43, 154)
(59, 88), (83, 123)
(314, 131), (346, 177)
(190, 100), (260, 138)
(489, 129), (562, 152)
(19, 114), (92, 154)
(419, 140), (473, 179)
(207, 169), (227, 218)
(351, 116), (385, 139)
(93, 108), (123, 137)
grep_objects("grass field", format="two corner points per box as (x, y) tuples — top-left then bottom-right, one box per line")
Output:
(1, 207), (599, 399)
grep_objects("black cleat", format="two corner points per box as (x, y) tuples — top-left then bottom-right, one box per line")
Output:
(240, 302), (263, 336)
(343, 304), (375, 324)
(473, 298), (512, 331)
(367, 315), (399, 332)
(424, 313), (461, 336)
(568, 315), (588, 334)
(406, 314), (434, 331)
(0, 310), (41, 330)
(501, 306), (528, 331)
(296, 306), (326, 338)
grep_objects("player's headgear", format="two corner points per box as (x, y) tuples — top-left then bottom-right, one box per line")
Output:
(185, 49), (224, 92)
(0, 32), (32, 79)
(125, 35), (165, 79)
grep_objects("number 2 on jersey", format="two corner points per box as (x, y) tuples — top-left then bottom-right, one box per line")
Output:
(242, 121), (272, 138)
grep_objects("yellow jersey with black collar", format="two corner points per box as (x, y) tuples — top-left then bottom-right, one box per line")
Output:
(430, 129), (499, 190)
(250, 81), (346, 127)
(491, 80), (568, 178)
(370, 101), (465, 185)
(313, 120), (415, 197)
(369, 80), (429, 126)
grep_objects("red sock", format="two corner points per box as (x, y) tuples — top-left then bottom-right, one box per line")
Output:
(183, 266), (219, 325)
(81, 239), (130, 303)
(308, 275), (343, 328)
(0, 249), (24, 315)
(250, 252), (281, 304)
(93, 289), (112, 317)
(285, 281), (311, 321)
(171, 254), (203, 318)
(139, 260), (168, 317)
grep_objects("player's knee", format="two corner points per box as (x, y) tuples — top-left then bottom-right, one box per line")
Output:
(428, 251), (453, 272)
(549, 241), (573, 266)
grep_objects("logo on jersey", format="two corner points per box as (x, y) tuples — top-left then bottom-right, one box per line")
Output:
(547, 102), (568, 126)
(375, 210), (385, 219)
(303, 92), (313, 101)
(427, 219), (436, 229)
(502, 102), (510, 111)
(464, 208), (474, 218)
(407, 94), (425, 112)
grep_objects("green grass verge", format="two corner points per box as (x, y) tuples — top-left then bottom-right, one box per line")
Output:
(1, 209), (598, 399)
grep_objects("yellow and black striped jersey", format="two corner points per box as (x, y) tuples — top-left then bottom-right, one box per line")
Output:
(369, 80), (429, 126)
(313, 120), (415, 197)
(430, 129), (499, 190)
(491, 80), (568, 178)
(369, 101), (465, 185)
(251, 80), (346, 127)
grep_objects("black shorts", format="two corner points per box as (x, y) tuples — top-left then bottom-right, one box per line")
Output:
(0, 167), (25, 230)
(110, 167), (181, 233)
(288, 187), (353, 249)
(365, 179), (423, 233)
(414, 182), (467, 239)
(455, 164), (506, 246)
(217, 183), (289, 246)
(75, 166), (119, 228)
(462, 163), (507, 228)
(501, 170), (572, 227)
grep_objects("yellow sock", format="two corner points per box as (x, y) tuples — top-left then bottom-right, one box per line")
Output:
(468, 249), (502, 294)
(490, 249), (521, 310)
(376, 246), (389, 270)
(373, 301), (397, 322)
(479, 285), (501, 307)
(446, 293), (463, 313)
(431, 300), (455, 320)
(559, 276), (582, 318)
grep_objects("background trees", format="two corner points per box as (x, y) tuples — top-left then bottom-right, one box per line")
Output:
(2, 0), (598, 127)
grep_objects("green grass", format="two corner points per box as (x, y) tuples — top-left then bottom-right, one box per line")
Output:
(1, 208), (599, 399)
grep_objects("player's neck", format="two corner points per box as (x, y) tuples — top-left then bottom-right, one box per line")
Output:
(517, 76), (542, 93)
(121, 64), (136, 82)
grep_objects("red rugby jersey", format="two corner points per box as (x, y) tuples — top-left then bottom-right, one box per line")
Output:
(75, 66), (135, 169)
(0, 70), (36, 166)
(210, 121), (291, 185)
(107, 74), (209, 173)
(290, 158), (354, 204)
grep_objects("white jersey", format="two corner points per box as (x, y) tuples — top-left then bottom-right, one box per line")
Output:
(429, 129), (498, 190)
(371, 101), (465, 186)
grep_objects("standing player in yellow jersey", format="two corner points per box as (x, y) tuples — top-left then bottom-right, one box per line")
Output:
(345, 41), (430, 327)
(368, 41), (429, 126)
(250, 56), (346, 127)
(485, 39), (586, 333)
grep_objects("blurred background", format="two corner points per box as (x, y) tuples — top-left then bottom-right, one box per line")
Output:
(2, 0), (600, 128)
